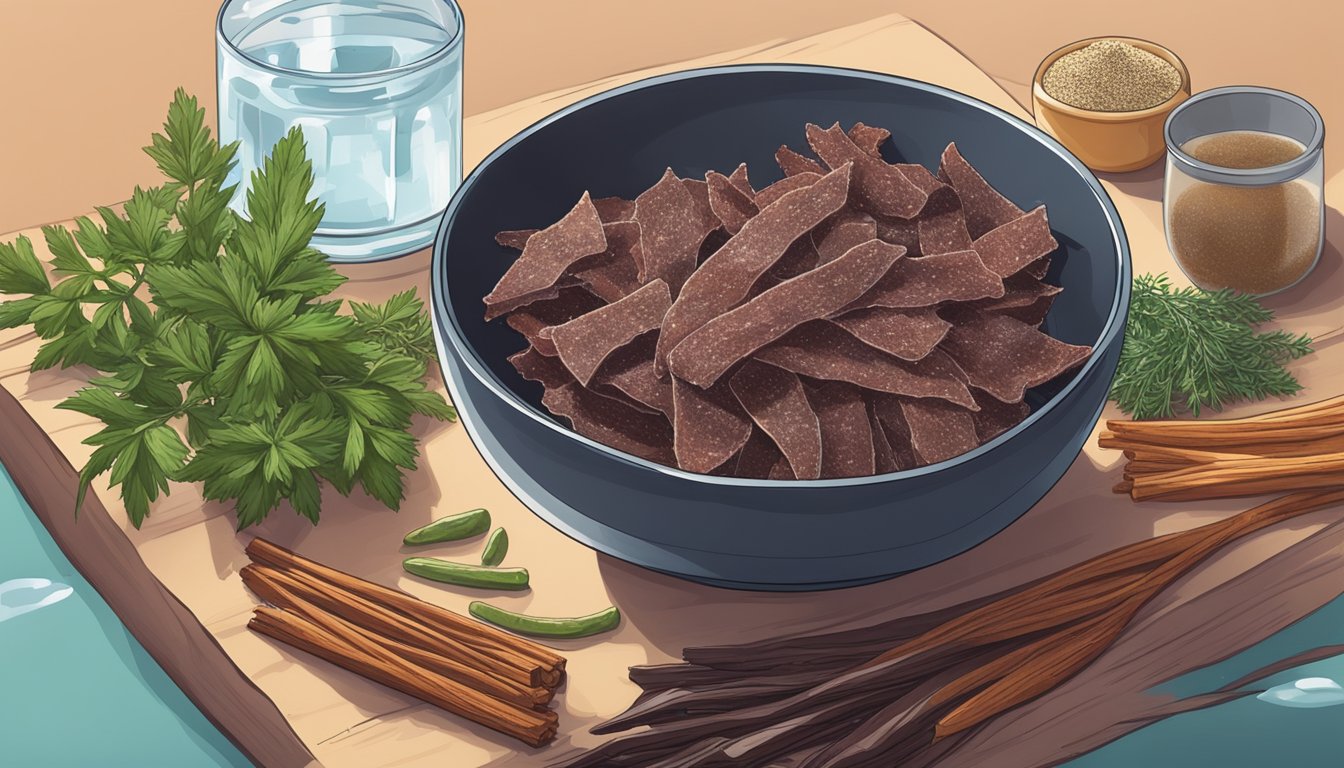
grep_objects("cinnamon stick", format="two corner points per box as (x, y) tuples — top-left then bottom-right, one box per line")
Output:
(246, 537), (564, 687)
(242, 564), (553, 708)
(249, 605), (558, 747)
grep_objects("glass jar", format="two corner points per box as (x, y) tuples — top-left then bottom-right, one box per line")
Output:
(1163, 86), (1325, 296)
(217, 0), (464, 262)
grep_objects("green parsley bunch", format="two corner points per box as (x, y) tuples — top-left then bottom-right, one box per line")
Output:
(0, 90), (455, 528)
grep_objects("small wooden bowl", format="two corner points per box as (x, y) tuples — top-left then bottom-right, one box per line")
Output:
(1032, 37), (1191, 173)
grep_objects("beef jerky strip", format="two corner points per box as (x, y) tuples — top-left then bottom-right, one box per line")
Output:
(543, 383), (675, 466)
(548, 279), (672, 386)
(776, 145), (825, 177)
(755, 322), (976, 408)
(768, 455), (796, 480)
(847, 122), (891, 157)
(509, 346), (573, 389)
(875, 217), (921, 256)
(671, 378), (752, 473)
(725, 163), (755, 199)
(656, 164), (852, 374)
(972, 207), (1058, 278)
(593, 196), (636, 223)
(898, 396), (981, 465)
(940, 307), (1091, 403)
(595, 335), (674, 418)
(805, 122), (926, 219)
(729, 360), (823, 480)
(734, 427), (784, 479)
(917, 188), (973, 255)
(572, 221), (643, 302)
(669, 240), (904, 388)
(681, 179), (720, 235)
(802, 380), (875, 478)
(505, 286), (605, 356)
(849, 250), (1003, 310)
(1025, 256), (1051, 280)
(634, 170), (718, 296)
(937, 142), (1026, 239)
(496, 229), (538, 250)
(766, 239), (822, 283)
(705, 171), (759, 235)
(867, 397), (905, 472)
(867, 393), (920, 470)
(484, 192), (608, 318)
(753, 171), (822, 209)
(812, 209), (878, 264)
(973, 273), (1063, 311)
(830, 306), (951, 361)
(1002, 293), (1058, 326)
(971, 391), (1031, 443)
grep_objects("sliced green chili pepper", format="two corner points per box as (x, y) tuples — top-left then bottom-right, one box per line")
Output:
(403, 508), (491, 546)
(481, 528), (509, 566)
(402, 557), (529, 590)
(468, 602), (621, 639)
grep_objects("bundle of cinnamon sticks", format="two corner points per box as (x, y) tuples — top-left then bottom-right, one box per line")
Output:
(1102, 394), (1344, 501)
(242, 538), (565, 747)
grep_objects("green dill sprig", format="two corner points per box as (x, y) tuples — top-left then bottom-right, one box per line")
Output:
(1109, 273), (1312, 420)
(0, 89), (456, 528)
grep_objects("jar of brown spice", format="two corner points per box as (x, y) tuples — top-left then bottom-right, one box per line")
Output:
(1163, 87), (1325, 296)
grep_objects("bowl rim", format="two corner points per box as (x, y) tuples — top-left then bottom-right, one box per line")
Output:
(431, 63), (1132, 489)
(1032, 36), (1191, 122)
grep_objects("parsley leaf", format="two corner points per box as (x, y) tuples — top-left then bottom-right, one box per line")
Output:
(0, 90), (455, 529)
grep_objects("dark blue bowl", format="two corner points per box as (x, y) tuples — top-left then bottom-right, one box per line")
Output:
(431, 65), (1129, 591)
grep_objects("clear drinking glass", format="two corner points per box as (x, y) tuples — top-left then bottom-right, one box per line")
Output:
(217, 0), (464, 262)
(1163, 86), (1325, 296)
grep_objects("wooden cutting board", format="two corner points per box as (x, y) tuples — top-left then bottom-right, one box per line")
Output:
(5, 11), (1344, 768)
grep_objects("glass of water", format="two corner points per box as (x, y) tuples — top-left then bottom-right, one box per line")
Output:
(217, 0), (463, 262)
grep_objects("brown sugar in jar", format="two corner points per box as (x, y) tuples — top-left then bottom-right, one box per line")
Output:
(1163, 88), (1325, 297)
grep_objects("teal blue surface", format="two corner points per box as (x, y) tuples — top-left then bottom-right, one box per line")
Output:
(0, 461), (252, 768)
(2, 455), (1342, 768)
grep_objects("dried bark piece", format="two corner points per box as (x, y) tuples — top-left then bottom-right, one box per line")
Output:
(549, 280), (672, 386)
(496, 229), (537, 250)
(755, 322), (976, 408)
(973, 206), (1057, 278)
(940, 307), (1092, 403)
(505, 286), (606, 356)
(593, 196), (636, 223)
(681, 179), (721, 235)
(729, 361), (823, 480)
(705, 170), (759, 235)
(595, 335), (673, 417)
(848, 122), (891, 156)
(543, 383), (675, 465)
(831, 307), (951, 361)
(656, 164), (852, 374)
(734, 427), (784, 479)
(812, 209), (878, 264)
(672, 378), (752, 473)
(754, 171), (822, 209)
(634, 170), (718, 296)
(509, 346), (573, 389)
(776, 145), (825, 177)
(974, 273), (1064, 311)
(802, 380), (875, 479)
(805, 122), (926, 219)
(937, 142), (1026, 239)
(1002, 294), (1058, 326)
(571, 221), (643, 302)
(971, 391), (1031, 443)
(669, 240), (904, 388)
(899, 397), (981, 465)
(766, 239), (822, 283)
(484, 192), (608, 318)
(727, 163), (756, 198)
(852, 250), (1004, 310)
